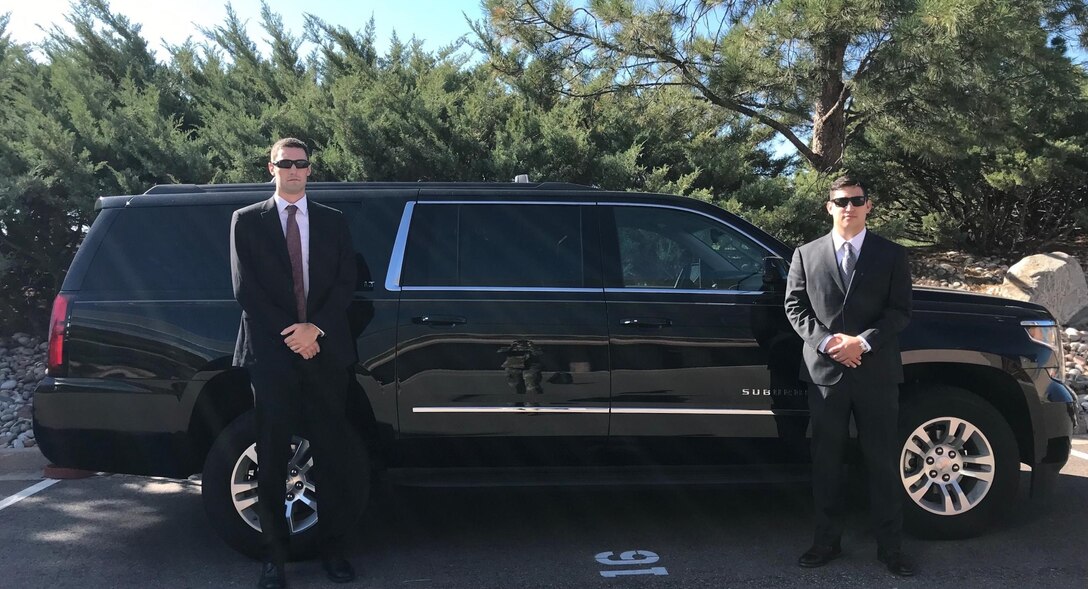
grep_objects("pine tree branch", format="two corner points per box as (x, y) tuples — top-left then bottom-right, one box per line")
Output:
(520, 0), (817, 165)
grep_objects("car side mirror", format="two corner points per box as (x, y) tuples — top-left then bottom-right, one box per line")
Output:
(762, 256), (788, 291)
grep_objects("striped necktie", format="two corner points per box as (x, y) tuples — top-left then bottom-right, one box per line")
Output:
(841, 242), (856, 288)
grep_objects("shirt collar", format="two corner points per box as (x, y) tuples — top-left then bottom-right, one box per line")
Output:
(830, 228), (866, 252)
(273, 194), (308, 216)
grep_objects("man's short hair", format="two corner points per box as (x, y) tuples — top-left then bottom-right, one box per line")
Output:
(829, 175), (867, 199)
(270, 137), (310, 160)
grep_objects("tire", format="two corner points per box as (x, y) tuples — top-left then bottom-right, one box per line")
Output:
(200, 410), (370, 560)
(898, 386), (1019, 539)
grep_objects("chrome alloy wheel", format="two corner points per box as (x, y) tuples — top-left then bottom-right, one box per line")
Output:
(229, 436), (319, 534)
(901, 416), (997, 516)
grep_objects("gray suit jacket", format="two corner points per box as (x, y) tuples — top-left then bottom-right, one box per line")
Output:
(784, 231), (912, 387)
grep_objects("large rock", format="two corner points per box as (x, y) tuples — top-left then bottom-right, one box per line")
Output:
(996, 252), (1088, 324)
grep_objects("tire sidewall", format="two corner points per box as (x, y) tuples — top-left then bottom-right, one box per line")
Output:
(200, 410), (369, 560)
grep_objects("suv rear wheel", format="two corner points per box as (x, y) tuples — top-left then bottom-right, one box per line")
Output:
(899, 386), (1018, 539)
(201, 410), (369, 559)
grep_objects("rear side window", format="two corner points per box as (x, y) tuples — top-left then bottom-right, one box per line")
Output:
(82, 205), (236, 294)
(401, 203), (586, 288)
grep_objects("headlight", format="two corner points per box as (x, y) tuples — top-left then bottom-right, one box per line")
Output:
(1022, 320), (1065, 381)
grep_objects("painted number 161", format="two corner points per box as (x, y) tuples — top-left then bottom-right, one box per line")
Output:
(596, 550), (669, 578)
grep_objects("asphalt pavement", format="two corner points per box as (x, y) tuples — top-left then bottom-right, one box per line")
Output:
(1, 441), (1086, 589)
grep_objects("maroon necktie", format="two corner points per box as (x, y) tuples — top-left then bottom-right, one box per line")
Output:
(285, 205), (307, 322)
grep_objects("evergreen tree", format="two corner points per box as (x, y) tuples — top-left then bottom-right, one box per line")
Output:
(479, 0), (1087, 173)
(0, 1), (208, 330)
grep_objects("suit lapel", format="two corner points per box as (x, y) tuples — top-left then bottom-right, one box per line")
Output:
(821, 234), (846, 294)
(306, 204), (324, 313)
(259, 197), (292, 274)
(846, 233), (881, 297)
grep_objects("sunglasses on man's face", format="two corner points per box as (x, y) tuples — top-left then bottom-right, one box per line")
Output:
(829, 196), (868, 208)
(271, 159), (311, 169)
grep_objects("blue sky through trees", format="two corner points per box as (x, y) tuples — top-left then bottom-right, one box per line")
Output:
(4, 0), (484, 58)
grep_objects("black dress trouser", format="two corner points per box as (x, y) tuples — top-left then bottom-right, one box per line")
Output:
(808, 374), (902, 553)
(250, 351), (354, 563)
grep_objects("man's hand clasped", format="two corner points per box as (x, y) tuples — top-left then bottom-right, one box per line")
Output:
(826, 333), (865, 368)
(281, 323), (321, 359)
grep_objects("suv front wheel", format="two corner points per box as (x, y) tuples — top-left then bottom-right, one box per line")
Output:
(899, 386), (1018, 539)
(200, 410), (369, 559)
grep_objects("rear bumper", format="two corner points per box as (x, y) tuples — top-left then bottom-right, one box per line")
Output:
(33, 421), (199, 478)
(32, 377), (201, 478)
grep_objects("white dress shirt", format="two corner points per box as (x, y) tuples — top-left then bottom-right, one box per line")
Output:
(818, 229), (871, 354)
(830, 228), (866, 280)
(273, 194), (310, 297)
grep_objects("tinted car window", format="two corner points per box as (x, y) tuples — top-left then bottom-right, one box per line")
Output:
(323, 200), (382, 291)
(402, 203), (585, 288)
(612, 205), (768, 291)
(82, 205), (236, 294)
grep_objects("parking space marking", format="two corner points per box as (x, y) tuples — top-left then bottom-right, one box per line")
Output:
(0, 479), (59, 512)
(1071, 449), (1088, 461)
(596, 550), (669, 578)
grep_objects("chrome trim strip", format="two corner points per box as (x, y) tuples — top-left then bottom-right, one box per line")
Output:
(402, 286), (603, 293)
(413, 406), (609, 414)
(607, 202), (779, 257)
(612, 408), (799, 416)
(411, 407), (804, 416)
(74, 297), (395, 304)
(415, 200), (595, 206)
(385, 201), (415, 292)
(605, 288), (764, 296)
(1021, 320), (1058, 327)
(78, 298), (398, 302)
(75, 299), (237, 304)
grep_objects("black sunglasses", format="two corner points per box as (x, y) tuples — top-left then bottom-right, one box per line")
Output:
(829, 196), (868, 207)
(271, 159), (311, 169)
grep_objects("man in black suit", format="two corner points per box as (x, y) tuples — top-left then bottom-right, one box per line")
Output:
(784, 175), (914, 577)
(231, 137), (358, 588)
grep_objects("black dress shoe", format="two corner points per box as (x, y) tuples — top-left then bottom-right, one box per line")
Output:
(798, 544), (842, 568)
(878, 551), (916, 577)
(257, 561), (287, 589)
(321, 556), (356, 584)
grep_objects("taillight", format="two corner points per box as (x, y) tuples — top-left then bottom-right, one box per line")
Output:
(47, 294), (70, 376)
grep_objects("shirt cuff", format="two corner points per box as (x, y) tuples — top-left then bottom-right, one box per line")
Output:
(858, 336), (871, 353)
(314, 324), (325, 338)
(817, 335), (833, 354)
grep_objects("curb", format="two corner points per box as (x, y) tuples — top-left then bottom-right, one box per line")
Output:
(0, 447), (47, 465)
(42, 464), (95, 479)
(0, 447), (96, 479)
(0, 447), (49, 479)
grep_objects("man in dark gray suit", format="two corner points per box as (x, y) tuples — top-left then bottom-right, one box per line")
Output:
(784, 175), (914, 577)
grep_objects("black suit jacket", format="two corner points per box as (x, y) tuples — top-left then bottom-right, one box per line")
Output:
(784, 231), (912, 387)
(231, 196), (358, 369)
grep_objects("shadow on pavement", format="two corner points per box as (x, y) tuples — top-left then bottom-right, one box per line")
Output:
(0, 470), (1084, 588)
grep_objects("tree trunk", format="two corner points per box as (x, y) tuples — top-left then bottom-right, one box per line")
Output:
(810, 34), (849, 172)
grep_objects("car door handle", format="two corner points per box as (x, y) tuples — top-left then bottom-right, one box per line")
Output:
(620, 318), (672, 328)
(413, 315), (467, 327)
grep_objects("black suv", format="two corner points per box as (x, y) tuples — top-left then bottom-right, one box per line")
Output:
(33, 182), (1077, 558)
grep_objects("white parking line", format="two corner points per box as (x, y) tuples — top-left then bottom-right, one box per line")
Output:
(1071, 449), (1088, 461)
(0, 479), (59, 512)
